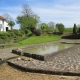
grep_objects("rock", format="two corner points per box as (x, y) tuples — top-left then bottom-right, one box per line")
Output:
(21, 57), (33, 61)
(17, 57), (21, 61)
(28, 58), (33, 61)
(21, 57), (28, 61)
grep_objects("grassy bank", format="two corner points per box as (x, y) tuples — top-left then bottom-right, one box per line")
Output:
(15, 35), (61, 46)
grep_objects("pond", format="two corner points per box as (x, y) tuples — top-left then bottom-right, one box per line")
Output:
(25, 43), (74, 55)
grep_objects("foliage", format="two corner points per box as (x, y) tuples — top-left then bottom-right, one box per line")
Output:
(30, 26), (36, 33)
(0, 29), (27, 44)
(25, 30), (33, 37)
(73, 23), (77, 34)
(34, 29), (41, 36)
(17, 4), (39, 31)
(17, 15), (38, 31)
(46, 27), (54, 33)
(0, 32), (8, 39)
(79, 28), (80, 33)
(56, 23), (65, 34)
(40, 23), (48, 33)
(8, 21), (15, 30)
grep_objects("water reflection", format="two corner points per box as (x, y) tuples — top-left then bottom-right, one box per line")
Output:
(25, 44), (74, 55)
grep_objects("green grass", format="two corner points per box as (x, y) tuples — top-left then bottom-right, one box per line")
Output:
(15, 35), (61, 46)
(64, 28), (73, 32)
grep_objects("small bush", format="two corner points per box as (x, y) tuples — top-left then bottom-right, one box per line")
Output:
(79, 28), (80, 33)
(56, 23), (65, 34)
(30, 27), (36, 33)
(27, 30), (33, 37)
(24, 29), (29, 34)
(73, 23), (77, 34)
(0, 32), (7, 39)
(0, 39), (5, 44)
(34, 29), (41, 36)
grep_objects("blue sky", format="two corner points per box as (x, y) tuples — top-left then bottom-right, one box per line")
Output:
(0, 0), (80, 29)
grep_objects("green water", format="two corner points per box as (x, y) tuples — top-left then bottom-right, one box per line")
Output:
(25, 44), (74, 55)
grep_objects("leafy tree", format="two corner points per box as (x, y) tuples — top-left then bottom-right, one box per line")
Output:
(17, 15), (38, 30)
(8, 21), (15, 30)
(56, 23), (65, 34)
(73, 23), (77, 34)
(47, 22), (55, 33)
(40, 23), (48, 33)
(16, 4), (39, 31)
(21, 4), (40, 22)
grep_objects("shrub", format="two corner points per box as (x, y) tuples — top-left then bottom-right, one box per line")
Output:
(34, 29), (41, 36)
(56, 23), (65, 34)
(8, 30), (16, 37)
(79, 28), (80, 33)
(30, 26), (36, 33)
(0, 39), (5, 44)
(24, 29), (29, 34)
(10, 29), (23, 36)
(27, 30), (33, 37)
(0, 32), (8, 39)
(73, 23), (77, 34)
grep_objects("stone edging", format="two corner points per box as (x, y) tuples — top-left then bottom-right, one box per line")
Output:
(7, 59), (80, 76)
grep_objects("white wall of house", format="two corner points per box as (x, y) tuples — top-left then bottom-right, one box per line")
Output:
(0, 19), (11, 32)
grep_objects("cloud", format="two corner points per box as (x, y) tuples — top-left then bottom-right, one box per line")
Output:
(0, 6), (22, 18)
(31, 4), (80, 27)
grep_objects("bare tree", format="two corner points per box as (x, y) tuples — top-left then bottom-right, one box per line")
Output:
(47, 21), (55, 28)
(21, 4), (40, 26)
(21, 4), (34, 16)
(2, 13), (12, 22)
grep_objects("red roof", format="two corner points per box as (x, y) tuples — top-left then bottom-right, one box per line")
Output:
(0, 16), (6, 20)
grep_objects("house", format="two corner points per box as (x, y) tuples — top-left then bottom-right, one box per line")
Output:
(0, 16), (11, 32)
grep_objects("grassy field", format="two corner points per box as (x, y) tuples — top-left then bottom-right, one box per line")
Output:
(15, 35), (61, 46)
(62, 28), (73, 36)
(64, 28), (73, 32)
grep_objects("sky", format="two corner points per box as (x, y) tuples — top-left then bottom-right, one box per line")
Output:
(0, 0), (80, 29)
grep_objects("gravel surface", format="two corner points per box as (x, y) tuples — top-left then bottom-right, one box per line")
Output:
(0, 48), (18, 61)
(7, 44), (80, 76)
(0, 63), (80, 80)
